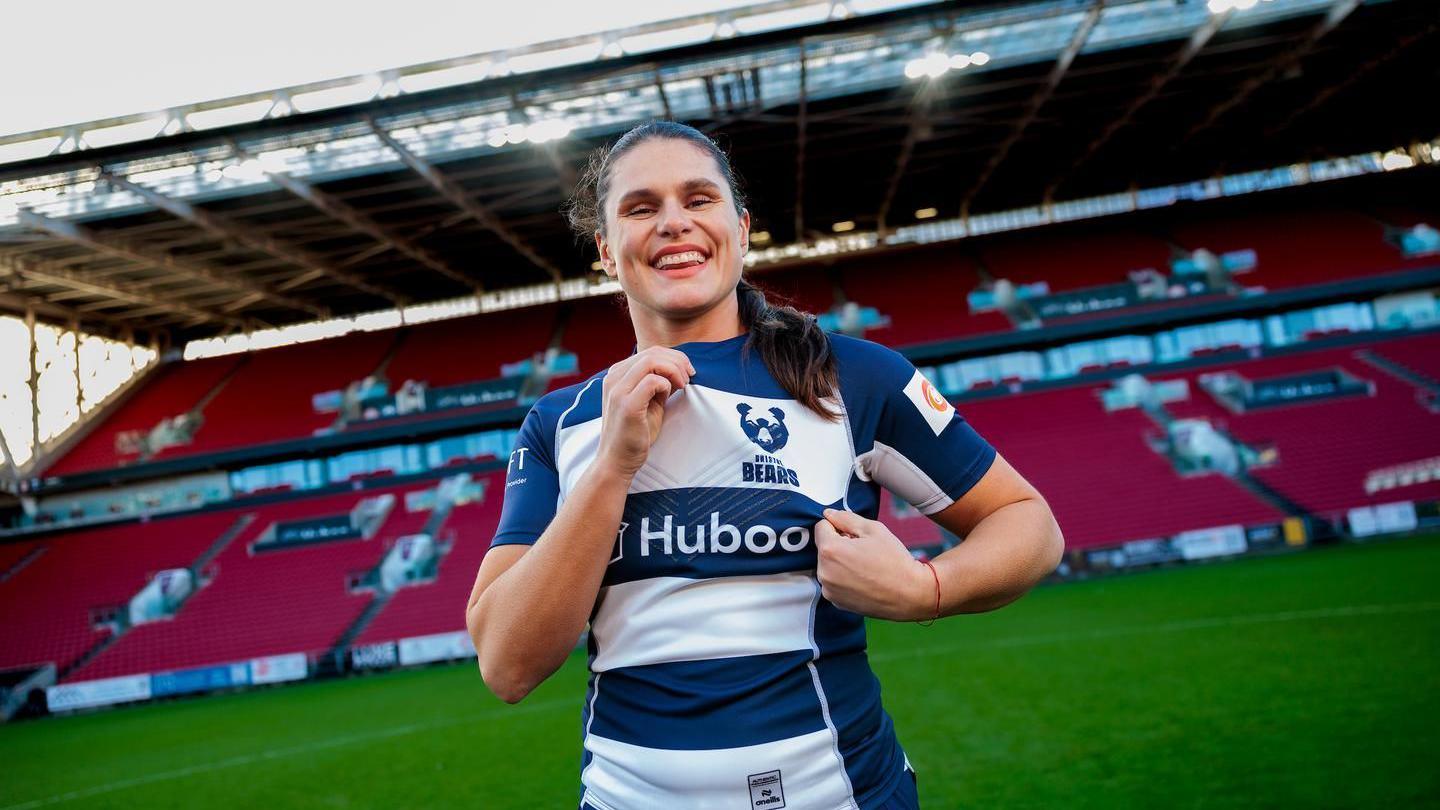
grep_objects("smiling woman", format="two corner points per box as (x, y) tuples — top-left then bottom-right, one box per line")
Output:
(464, 121), (1064, 810)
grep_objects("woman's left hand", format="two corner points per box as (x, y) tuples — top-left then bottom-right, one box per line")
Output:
(814, 508), (931, 622)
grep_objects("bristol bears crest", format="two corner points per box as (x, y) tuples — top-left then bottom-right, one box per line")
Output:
(737, 403), (789, 452)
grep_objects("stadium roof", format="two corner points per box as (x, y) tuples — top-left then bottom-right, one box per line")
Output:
(0, 0), (1435, 346)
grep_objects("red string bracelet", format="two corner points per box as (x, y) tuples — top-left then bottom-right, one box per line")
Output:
(916, 559), (941, 627)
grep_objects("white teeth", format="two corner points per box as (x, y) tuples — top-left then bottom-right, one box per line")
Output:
(654, 250), (706, 268)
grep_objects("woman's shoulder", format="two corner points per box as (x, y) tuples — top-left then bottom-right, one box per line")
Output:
(828, 332), (911, 372)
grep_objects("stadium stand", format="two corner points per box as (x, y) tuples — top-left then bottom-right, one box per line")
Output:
(838, 246), (1012, 347)
(1168, 208), (1434, 291)
(1159, 337), (1440, 514)
(752, 264), (837, 316)
(352, 472), (503, 646)
(383, 306), (557, 390)
(45, 354), (245, 476)
(976, 227), (1174, 294)
(0, 540), (40, 579)
(0, 513), (239, 675)
(173, 331), (399, 457)
(555, 295), (638, 383)
(961, 384), (1285, 549)
(1368, 331), (1440, 385)
(65, 482), (433, 681)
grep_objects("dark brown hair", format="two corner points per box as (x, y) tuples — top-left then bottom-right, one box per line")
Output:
(566, 121), (839, 419)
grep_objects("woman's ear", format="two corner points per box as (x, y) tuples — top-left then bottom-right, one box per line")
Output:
(594, 230), (617, 278)
(739, 208), (751, 254)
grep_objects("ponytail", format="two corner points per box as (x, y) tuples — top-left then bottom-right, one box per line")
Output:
(737, 280), (840, 420)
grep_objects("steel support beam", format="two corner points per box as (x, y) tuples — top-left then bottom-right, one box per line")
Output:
(959, 0), (1105, 217)
(794, 41), (809, 241)
(1172, 0), (1361, 150)
(18, 208), (328, 319)
(228, 143), (481, 292)
(26, 307), (40, 461)
(876, 78), (940, 234)
(369, 120), (564, 283)
(101, 170), (407, 307)
(1263, 16), (1440, 139)
(0, 252), (245, 328)
(1046, 10), (1230, 201)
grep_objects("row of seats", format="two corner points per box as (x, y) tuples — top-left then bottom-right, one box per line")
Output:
(1159, 335), (1440, 515)
(0, 511), (238, 675)
(961, 384), (1284, 550)
(42, 206), (1434, 477)
(65, 480), (438, 682)
(6, 331), (1438, 683)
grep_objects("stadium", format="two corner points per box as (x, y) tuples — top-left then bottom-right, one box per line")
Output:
(1, 0), (1438, 806)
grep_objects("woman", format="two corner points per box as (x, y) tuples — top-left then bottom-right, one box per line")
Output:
(465, 122), (1063, 810)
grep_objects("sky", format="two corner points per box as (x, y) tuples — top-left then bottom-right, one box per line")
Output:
(0, 0), (758, 138)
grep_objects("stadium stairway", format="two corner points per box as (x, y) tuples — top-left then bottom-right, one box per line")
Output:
(0, 512), (240, 678)
(0, 543), (44, 584)
(1355, 349), (1440, 398)
(56, 513), (255, 681)
(350, 472), (504, 647)
(323, 485), (464, 671)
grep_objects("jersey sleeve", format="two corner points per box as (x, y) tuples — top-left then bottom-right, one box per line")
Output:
(854, 348), (997, 516)
(491, 404), (561, 547)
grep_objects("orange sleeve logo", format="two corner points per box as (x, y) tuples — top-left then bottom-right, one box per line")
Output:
(920, 378), (950, 412)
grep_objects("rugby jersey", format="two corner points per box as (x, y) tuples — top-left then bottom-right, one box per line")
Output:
(492, 332), (995, 810)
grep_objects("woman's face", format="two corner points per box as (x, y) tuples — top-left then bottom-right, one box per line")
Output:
(596, 138), (750, 323)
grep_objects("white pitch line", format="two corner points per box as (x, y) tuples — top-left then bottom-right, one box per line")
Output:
(1, 697), (576, 810)
(8, 601), (1439, 808)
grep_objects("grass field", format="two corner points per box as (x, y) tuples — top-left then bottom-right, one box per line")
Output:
(3, 534), (1438, 809)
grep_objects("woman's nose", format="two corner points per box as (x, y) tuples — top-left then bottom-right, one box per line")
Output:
(656, 200), (693, 237)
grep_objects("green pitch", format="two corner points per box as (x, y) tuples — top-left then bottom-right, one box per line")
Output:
(3, 534), (1437, 809)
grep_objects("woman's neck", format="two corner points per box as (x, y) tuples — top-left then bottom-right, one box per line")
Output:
(631, 293), (745, 349)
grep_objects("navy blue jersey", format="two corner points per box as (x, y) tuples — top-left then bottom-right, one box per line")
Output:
(493, 332), (995, 810)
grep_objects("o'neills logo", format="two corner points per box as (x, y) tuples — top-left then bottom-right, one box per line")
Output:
(625, 513), (810, 557)
(920, 378), (950, 412)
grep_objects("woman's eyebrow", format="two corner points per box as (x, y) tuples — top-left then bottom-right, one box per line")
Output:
(615, 178), (723, 209)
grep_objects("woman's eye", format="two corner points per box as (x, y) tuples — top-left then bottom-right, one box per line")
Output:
(625, 206), (655, 216)
(688, 198), (716, 208)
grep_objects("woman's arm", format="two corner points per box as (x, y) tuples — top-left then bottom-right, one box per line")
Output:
(814, 453), (1063, 621)
(464, 347), (695, 703)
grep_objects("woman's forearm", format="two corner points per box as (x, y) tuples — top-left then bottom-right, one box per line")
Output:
(468, 464), (630, 701)
(931, 497), (1063, 616)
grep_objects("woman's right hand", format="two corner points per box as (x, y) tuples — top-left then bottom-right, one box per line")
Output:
(597, 347), (695, 478)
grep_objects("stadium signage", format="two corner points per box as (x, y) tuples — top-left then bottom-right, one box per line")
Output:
(249, 653), (308, 684)
(1031, 283), (1140, 319)
(424, 378), (523, 412)
(1172, 525), (1248, 561)
(151, 663), (251, 697)
(398, 631), (474, 666)
(262, 514), (361, 549)
(46, 674), (151, 712)
(350, 642), (399, 671)
(1347, 502), (1418, 538)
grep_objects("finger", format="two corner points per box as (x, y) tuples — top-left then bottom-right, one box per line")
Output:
(813, 518), (842, 549)
(638, 346), (698, 377)
(822, 508), (869, 538)
(619, 353), (690, 397)
(625, 374), (673, 411)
